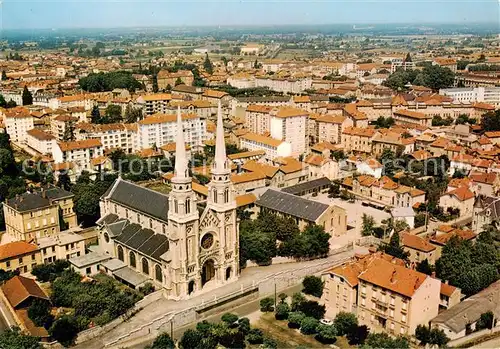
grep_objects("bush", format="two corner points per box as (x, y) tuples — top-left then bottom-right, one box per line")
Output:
(31, 260), (70, 283)
(179, 329), (202, 349)
(300, 317), (319, 335)
(476, 311), (496, 330)
(275, 302), (290, 320)
(247, 328), (264, 344)
(278, 293), (288, 303)
(149, 333), (175, 349)
(139, 282), (155, 296)
(287, 311), (305, 329)
(263, 336), (278, 349)
(221, 313), (239, 325)
(238, 317), (250, 335)
(347, 325), (369, 345)
(333, 311), (358, 336)
(316, 323), (337, 344)
(260, 297), (274, 312)
(291, 292), (305, 311)
(302, 275), (324, 298)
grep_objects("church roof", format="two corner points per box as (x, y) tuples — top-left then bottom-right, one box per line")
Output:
(114, 223), (170, 262)
(102, 178), (170, 222)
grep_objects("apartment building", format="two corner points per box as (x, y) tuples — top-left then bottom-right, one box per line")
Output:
(316, 115), (352, 144)
(76, 122), (137, 153)
(0, 241), (42, 274)
(52, 138), (104, 171)
(393, 109), (433, 127)
(390, 57), (415, 73)
(440, 87), (500, 106)
(51, 114), (78, 140)
(270, 107), (308, 157)
(371, 131), (415, 157)
(239, 132), (292, 161)
(48, 94), (95, 110)
(3, 185), (77, 242)
(137, 112), (206, 152)
(139, 93), (173, 115)
(26, 129), (56, 155)
(169, 100), (215, 120)
(254, 76), (312, 94)
(432, 58), (458, 73)
(358, 257), (440, 335)
(2, 107), (34, 143)
(37, 232), (86, 263)
(245, 104), (273, 134)
(227, 73), (256, 89)
(156, 70), (193, 90)
(341, 127), (376, 153)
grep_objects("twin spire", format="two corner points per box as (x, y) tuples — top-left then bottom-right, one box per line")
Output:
(173, 102), (228, 182)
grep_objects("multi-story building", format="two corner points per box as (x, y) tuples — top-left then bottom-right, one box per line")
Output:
(51, 114), (78, 140)
(2, 107), (34, 143)
(52, 138), (103, 171)
(390, 56), (415, 73)
(245, 104), (273, 134)
(393, 109), (433, 127)
(37, 232), (86, 263)
(26, 129), (56, 155)
(316, 115), (352, 144)
(432, 58), (457, 73)
(0, 241), (42, 274)
(341, 127), (376, 153)
(371, 130), (415, 157)
(227, 73), (256, 89)
(139, 93), (173, 116)
(48, 94), (95, 111)
(76, 123), (137, 154)
(239, 132), (292, 161)
(269, 107), (308, 157)
(440, 87), (500, 106)
(157, 70), (194, 90)
(254, 76), (312, 94)
(2, 185), (77, 242)
(137, 111), (206, 152)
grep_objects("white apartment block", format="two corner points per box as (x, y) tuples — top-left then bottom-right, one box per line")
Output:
(254, 76), (312, 94)
(391, 58), (415, 73)
(440, 87), (500, 106)
(240, 132), (292, 161)
(138, 93), (172, 116)
(76, 123), (138, 154)
(52, 139), (104, 171)
(227, 74), (256, 89)
(137, 113), (206, 152)
(0, 89), (23, 105)
(26, 129), (56, 155)
(3, 108), (34, 143)
(48, 94), (96, 111)
(269, 107), (308, 157)
(245, 104), (273, 134)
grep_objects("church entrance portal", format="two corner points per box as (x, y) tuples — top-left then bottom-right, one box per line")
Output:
(201, 259), (216, 286)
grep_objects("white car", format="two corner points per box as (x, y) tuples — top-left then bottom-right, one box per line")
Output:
(320, 318), (333, 325)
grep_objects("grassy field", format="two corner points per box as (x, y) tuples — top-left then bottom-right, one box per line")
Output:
(255, 313), (354, 349)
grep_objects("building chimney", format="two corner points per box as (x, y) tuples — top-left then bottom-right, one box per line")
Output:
(390, 269), (397, 283)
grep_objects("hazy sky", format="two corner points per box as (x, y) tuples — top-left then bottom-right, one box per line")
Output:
(1, 0), (499, 29)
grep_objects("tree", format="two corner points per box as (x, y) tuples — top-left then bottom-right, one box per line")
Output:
(260, 297), (274, 312)
(124, 104), (143, 123)
(416, 259), (434, 275)
(415, 324), (431, 345)
(364, 332), (410, 349)
(263, 336), (278, 349)
(90, 105), (101, 124)
(393, 220), (409, 233)
(316, 323), (337, 343)
(347, 325), (369, 345)
(152, 74), (159, 93)
(278, 293), (287, 303)
(22, 86), (33, 105)
(0, 95), (6, 108)
(1, 70), (7, 80)
(62, 121), (75, 141)
(148, 333), (175, 349)
(380, 233), (410, 261)
(418, 65), (455, 91)
(333, 311), (358, 336)
(174, 77), (183, 86)
(179, 329), (202, 349)
(476, 311), (496, 330)
(247, 328), (264, 344)
(28, 299), (53, 329)
(0, 327), (41, 349)
(57, 172), (72, 192)
(79, 71), (142, 92)
(104, 104), (122, 123)
(302, 275), (324, 298)
(482, 110), (500, 132)
(287, 311), (305, 329)
(237, 317), (250, 335)
(298, 300), (326, 320)
(291, 292), (305, 311)
(280, 224), (330, 259)
(6, 100), (17, 108)
(300, 317), (319, 335)
(204, 53), (214, 74)
(372, 116), (395, 129)
(239, 219), (276, 266)
(275, 302), (290, 320)
(361, 214), (375, 236)
(49, 315), (79, 346)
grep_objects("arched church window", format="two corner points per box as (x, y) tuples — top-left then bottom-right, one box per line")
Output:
(117, 245), (124, 261)
(129, 251), (136, 268)
(224, 189), (229, 203)
(186, 199), (191, 214)
(142, 258), (149, 275)
(155, 264), (163, 283)
(174, 199), (178, 214)
(213, 189), (218, 204)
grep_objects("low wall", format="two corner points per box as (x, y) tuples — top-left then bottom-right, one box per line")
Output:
(448, 326), (500, 347)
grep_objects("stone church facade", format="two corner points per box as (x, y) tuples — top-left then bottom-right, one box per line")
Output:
(97, 105), (239, 300)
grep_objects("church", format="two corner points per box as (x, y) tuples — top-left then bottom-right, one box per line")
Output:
(96, 104), (239, 300)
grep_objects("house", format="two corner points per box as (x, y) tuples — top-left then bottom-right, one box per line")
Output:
(0, 241), (42, 274)
(431, 279), (500, 340)
(400, 232), (437, 266)
(439, 283), (462, 311)
(26, 128), (56, 155)
(69, 251), (112, 276)
(356, 158), (383, 179)
(304, 153), (340, 180)
(239, 132), (292, 161)
(393, 109), (432, 127)
(156, 70), (193, 90)
(430, 229), (477, 260)
(472, 195), (500, 233)
(256, 189), (347, 236)
(281, 177), (331, 197)
(439, 186), (475, 217)
(37, 231), (86, 264)
(469, 171), (498, 197)
(52, 138), (103, 171)
(3, 106), (34, 143)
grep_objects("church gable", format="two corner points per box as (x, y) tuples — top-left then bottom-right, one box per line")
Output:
(199, 207), (220, 230)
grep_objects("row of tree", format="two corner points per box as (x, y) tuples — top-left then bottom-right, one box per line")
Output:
(79, 71), (143, 92)
(383, 65), (455, 91)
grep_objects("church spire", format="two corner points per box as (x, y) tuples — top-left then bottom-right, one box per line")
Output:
(173, 106), (189, 181)
(213, 101), (229, 174)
